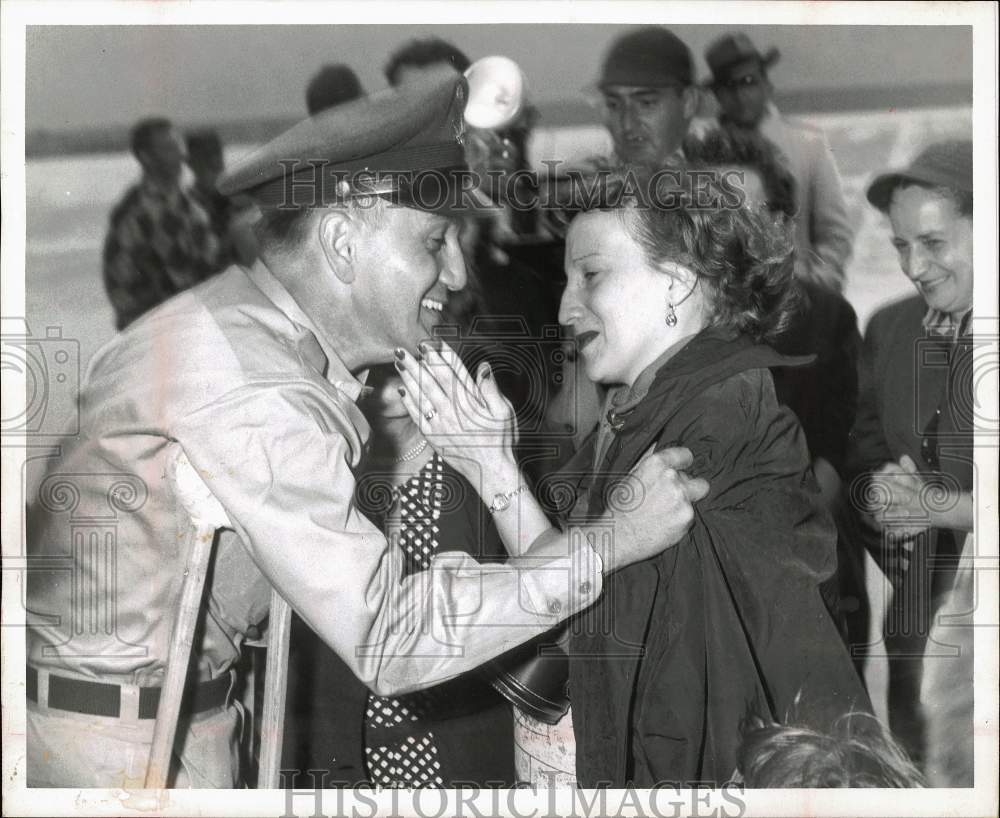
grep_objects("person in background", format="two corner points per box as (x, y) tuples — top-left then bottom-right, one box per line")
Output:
(384, 36), (471, 86)
(305, 62), (364, 114)
(185, 129), (257, 269)
(102, 117), (219, 330)
(846, 140), (974, 771)
(682, 128), (866, 649)
(597, 26), (698, 168)
(705, 32), (853, 293)
(737, 713), (925, 788)
(348, 366), (517, 787)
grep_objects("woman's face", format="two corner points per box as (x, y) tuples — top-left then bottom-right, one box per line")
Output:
(559, 209), (680, 387)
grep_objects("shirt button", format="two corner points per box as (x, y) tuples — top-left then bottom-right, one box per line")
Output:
(579, 581), (592, 595)
(548, 599), (562, 614)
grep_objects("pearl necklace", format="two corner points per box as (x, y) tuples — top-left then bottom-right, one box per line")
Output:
(394, 437), (428, 464)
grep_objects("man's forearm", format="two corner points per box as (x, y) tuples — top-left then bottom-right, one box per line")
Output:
(361, 530), (602, 696)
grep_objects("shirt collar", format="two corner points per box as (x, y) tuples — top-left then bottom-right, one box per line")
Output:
(244, 259), (365, 401)
(922, 307), (973, 342)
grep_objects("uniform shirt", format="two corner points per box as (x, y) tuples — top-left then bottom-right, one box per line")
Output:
(26, 260), (601, 695)
(102, 177), (220, 331)
(755, 104), (854, 292)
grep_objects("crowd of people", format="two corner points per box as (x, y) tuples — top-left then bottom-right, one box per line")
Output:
(26, 27), (976, 792)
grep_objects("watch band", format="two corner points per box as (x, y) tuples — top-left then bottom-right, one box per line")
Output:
(488, 484), (528, 514)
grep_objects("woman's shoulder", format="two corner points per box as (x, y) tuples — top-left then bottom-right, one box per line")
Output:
(670, 367), (777, 432)
(656, 367), (804, 481)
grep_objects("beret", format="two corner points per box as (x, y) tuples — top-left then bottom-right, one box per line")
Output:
(218, 67), (470, 211)
(866, 140), (973, 212)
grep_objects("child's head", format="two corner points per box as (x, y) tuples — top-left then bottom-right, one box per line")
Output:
(737, 713), (925, 788)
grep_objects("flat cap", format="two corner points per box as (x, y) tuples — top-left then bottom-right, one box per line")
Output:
(866, 140), (972, 212)
(599, 27), (693, 89)
(705, 32), (779, 86)
(218, 67), (470, 212)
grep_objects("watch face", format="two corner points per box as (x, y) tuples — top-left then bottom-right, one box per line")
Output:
(491, 493), (511, 512)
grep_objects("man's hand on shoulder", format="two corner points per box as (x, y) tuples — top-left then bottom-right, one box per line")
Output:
(597, 446), (709, 573)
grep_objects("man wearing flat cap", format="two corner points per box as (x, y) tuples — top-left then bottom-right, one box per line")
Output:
(25, 69), (706, 787)
(845, 140), (974, 772)
(706, 32), (853, 292)
(597, 26), (698, 168)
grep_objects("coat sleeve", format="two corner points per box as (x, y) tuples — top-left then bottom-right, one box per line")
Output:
(845, 306), (895, 496)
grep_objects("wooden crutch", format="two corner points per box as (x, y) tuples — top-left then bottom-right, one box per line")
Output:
(145, 449), (292, 789)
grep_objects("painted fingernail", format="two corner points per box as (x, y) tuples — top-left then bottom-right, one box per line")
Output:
(397, 387), (406, 397)
(394, 348), (405, 360)
(415, 351), (423, 362)
(479, 363), (492, 380)
(418, 342), (428, 355)
(394, 360), (403, 372)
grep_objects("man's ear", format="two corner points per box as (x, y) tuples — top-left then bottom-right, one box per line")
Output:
(681, 86), (700, 120)
(318, 209), (357, 284)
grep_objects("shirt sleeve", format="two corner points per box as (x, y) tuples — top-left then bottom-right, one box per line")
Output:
(172, 380), (602, 696)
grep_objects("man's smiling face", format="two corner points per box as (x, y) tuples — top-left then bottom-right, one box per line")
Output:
(353, 205), (468, 358)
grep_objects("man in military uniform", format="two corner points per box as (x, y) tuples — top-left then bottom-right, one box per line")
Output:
(26, 69), (707, 788)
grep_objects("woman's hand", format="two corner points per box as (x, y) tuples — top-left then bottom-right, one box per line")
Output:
(863, 455), (974, 538)
(393, 341), (518, 488)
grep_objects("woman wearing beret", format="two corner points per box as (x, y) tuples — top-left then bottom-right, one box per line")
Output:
(396, 171), (869, 787)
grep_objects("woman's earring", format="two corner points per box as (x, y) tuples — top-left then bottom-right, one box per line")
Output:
(665, 301), (678, 327)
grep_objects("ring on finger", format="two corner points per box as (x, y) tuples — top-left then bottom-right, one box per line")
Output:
(424, 408), (438, 421)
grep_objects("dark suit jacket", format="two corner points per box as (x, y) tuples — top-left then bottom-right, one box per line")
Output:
(845, 295), (973, 573)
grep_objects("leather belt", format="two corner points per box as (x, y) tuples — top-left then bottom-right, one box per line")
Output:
(26, 665), (232, 720)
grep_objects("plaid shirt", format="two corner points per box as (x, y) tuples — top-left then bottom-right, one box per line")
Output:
(102, 177), (220, 330)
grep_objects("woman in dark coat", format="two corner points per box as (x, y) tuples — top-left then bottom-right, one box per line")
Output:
(556, 185), (870, 787)
(398, 173), (871, 788)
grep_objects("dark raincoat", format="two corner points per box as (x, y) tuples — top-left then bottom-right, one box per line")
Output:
(560, 328), (872, 787)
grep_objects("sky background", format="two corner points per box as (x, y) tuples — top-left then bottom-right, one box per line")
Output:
(26, 24), (973, 132)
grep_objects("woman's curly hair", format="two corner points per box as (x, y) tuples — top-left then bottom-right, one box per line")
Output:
(609, 167), (799, 342)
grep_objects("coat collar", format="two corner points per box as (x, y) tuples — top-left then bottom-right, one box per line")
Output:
(588, 328), (812, 512)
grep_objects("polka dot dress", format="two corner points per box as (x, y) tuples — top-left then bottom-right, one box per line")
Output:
(364, 454), (447, 788)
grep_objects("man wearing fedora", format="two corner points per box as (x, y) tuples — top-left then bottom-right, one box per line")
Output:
(597, 26), (699, 168)
(706, 32), (853, 293)
(25, 69), (707, 788)
(846, 140), (974, 773)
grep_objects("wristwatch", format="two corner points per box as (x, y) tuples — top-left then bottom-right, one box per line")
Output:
(488, 484), (528, 514)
